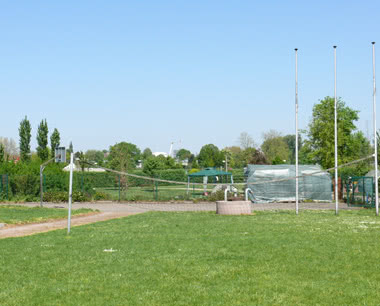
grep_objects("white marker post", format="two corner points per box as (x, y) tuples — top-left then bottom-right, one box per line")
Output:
(295, 48), (299, 215)
(67, 153), (74, 234)
(334, 46), (339, 215)
(372, 42), (379, 216)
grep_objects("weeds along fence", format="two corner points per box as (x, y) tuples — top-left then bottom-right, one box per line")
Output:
(0, 170), (246, 202)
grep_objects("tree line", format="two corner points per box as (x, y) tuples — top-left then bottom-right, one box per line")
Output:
(0, 96), (376, 178)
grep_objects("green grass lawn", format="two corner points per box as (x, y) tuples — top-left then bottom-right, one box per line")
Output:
(0, 205), (94, 224)
(1, 210), (380, 305)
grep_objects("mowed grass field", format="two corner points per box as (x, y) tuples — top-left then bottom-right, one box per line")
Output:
(1, 210), (380, 305)
(0, 205), (94, 224)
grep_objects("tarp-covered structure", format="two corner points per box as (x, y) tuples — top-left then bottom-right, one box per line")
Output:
(245, 164), (332, 203)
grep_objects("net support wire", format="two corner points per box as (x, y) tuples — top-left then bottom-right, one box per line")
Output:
(83, 154), (374, 188)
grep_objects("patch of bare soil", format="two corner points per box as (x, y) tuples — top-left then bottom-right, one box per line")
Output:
(0, 211), (140, 239)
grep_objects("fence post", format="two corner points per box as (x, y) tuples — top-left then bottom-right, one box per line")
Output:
(155, 180), (158, 201)
(118, 175), (121, 202)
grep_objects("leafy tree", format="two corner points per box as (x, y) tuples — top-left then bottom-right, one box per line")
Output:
(282, 134), (302, 164)
(238, 132), (256, 149)
(68, 142), (73, 153)
(75, 151), (88, 172)
(176, 148), (192, 161)
(50, 128), (60, 159)
(142, 148), (153, 160)
(0, 143), (4, 163)
(197, 144), (223, 168)
(85, 150), (105, 166)
(0, 137), (17, 158)
(261, 130), (289, 164)
(143, 156), (163, 176)
(304, 97), (361, 169)
(19, 116), (32, 162)
(36, 119), (49, 161)
(107, 142), (141, 171)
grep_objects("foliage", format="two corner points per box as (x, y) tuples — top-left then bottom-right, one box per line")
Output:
(50, 128), (60, 159)
(176, 148), (192, 161)
(206, 190), (225, 201)
(0, 137), (18, 158)
(93, 191), (112, 201)
(36, 119), (49, 161)
(0, 143), (4, 163)
(238, 131), (256, 149)
(261, 130), (289, 164)
(84, 150), (105, 166)
(68, 141), (73, 153)
(142, 148), (152, 160)
(107, 142), (141, 171)
(143, 155), (181, 176)
(282, 134), (302, 164)
(303, 97), (371, 176)
(43, 190), (89, 202)
(197, 144), (224, 168)
(19, 116), (32, 162)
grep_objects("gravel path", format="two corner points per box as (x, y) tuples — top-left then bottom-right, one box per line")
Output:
(0, 201), (360, 239)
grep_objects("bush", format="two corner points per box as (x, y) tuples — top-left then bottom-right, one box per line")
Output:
(43, 191), (89, 202)
(206, 190), (225, 202)
(93, 191), (111, 201)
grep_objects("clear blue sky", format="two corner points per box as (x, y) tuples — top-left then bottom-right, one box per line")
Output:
(1, 1), (379, 154)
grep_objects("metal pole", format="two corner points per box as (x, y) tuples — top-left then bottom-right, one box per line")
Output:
(295, 48), (299, 215)
(372, 42), (379, 216)
(67, 153), (74, 234)
(334, 46), (339, 215)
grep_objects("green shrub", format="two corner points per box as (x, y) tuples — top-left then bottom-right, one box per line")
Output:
(93, 191), (111, 201)
(206, 190), (225, 202)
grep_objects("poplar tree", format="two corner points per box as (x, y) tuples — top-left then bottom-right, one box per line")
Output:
(36, 119), (49, 161)
(0, 143), (4, 163)
(19, 116), (32, 162)
(50, 128), (61, 159)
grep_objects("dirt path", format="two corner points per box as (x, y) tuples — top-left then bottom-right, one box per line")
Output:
(0, 211), (140, 239)
(0, 201), (359, 239)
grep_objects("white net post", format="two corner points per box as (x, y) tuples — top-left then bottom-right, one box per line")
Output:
(334, 46), (339, 215)
(295, 48), (299, 215)
(372, 42), (379, 216)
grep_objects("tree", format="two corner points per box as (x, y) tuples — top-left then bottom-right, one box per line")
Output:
(0, 137), (17, 159)
(68, 142), (73, 153)
(304, 96), (361, 169)
(85, 150), (105, 166)
(197, 144), (224, 168)
(282, 134), (302, 164)
(36, 119), (49, 161)
(261, 130), (289, 164)
(238, 132), (256, 149)
(0, 143), (4, 163)
(142, 148), (153, 160)
(176, 149), (192, 161)
(19, 116), (32, 162)
(107, 142), (141, 171)
(50, 128), (60, 159)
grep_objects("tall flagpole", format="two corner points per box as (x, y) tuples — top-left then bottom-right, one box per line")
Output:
(372, 42), (379, 216)
(295, 48), (299, 215)
(334, 46), (339, 215)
